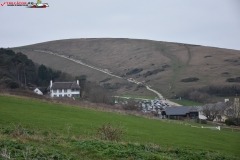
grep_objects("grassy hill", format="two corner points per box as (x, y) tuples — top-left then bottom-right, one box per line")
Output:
(12, 38), (240, 97)
(0, 95), (240, 159)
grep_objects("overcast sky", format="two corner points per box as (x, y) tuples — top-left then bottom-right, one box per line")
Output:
(1, 0), (240, 50)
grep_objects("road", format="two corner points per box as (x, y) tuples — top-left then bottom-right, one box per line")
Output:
(34, 50), (181, 106)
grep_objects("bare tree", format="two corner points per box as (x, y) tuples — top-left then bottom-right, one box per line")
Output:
(189, 91), (202, 102)
(122, 100), (140, 111)
(79, 81), (114, 105)
(202, 103), (221, 121)
(225, 97), (240, 126)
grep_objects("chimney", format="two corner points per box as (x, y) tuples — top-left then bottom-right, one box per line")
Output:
(77, 80), (79, 85)
(50, 80), (52, 88)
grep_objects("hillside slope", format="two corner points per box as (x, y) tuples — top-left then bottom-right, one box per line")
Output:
(13, 38), (240, 97)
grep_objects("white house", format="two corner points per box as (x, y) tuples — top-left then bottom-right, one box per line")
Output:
(34, 88), (43, 95)
(48, 80), (80, 98)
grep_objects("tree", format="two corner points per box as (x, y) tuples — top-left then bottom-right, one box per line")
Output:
(225, 97), (240, 126)
(122, 100), (140, 111)
(203, 104), (220, 121)
(81, 81), (113, 104)
(37, 64), (62, 86)
(38, 64), (49, 80)
(202, 102), (226, 121)
(76, 75), (87, 97)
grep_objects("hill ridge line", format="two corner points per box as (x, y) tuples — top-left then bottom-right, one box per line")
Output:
(33, 50), (181, 106)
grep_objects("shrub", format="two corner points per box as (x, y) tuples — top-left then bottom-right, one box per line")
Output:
(122, 100), (140, 111)
(180, 77), (199, 82)
(143, 68), (164, 77)
(126, 68), (143, 75)
(7, 81), (19, 89)
(204, 55), (212, 58)
(11, 125), (35, 137)
(195, 118), (200, 123)
(222, 72), (229, 75)
(195, 118), (207, 124)
(200, 119), (207, 124)
(96, 123), (123, 142)
(169, 116), (175, 120)
(226, 77), (240, 82)
(99, 78), (112, 83)
(225, 119), (236, 126)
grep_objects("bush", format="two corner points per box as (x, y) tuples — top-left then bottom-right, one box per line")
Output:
(204, 55), (212, 58)
(122, 100), (140, 111)
(181, 77), (199, 82)
(195, 118), (207, 124)
(169, 116), (175, 120)
(225, 119), (236, 126)
(96, 123), (123, 142)
(226, 77), (240, 82)
(99, 78), (112, 83)
(143, 68), (164, 77)
(200, 119), (207, 124)
(126, 68), (143, 75)
(7, 81), (19, 89)
(195, 118), (199, 123)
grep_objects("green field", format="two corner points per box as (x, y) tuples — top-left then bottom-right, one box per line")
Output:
(121, 94), (156, 100)
(169, 99), (203, 106)
(0, 95), (240, 159)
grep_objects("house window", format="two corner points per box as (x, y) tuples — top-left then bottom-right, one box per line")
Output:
(64, 89), (67, 93)
(59, 89), (62, 93)
(53, 94), (57, 97)
(64, 94), (67, 97)
(59, 94), (62, 97)
(53, 90), (57, 93)
(71, 89), (75, 92)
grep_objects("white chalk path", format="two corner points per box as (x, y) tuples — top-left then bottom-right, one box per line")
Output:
(34, 50), (181, 106)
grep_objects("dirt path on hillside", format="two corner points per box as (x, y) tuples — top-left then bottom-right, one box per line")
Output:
(34, 50), (181, 106)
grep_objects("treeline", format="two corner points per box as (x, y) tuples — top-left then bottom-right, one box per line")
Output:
(198, 85), (240, 96)
(0, 48), (73, 89)
(37, 64), (74, 86)
(177, 85), (240, 103)
(0, 48), (113, 104)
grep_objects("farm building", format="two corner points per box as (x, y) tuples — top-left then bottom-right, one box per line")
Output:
(33, 88), (43, 95)
(48, 80), (80, 98)
(163, 107), (199, 119)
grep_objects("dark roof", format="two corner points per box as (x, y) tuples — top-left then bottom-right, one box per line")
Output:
(189, 106), (202, 112)
(203, 102), (233, 111)
(165, 107), (191, 115)
(50, 82), (80, 90)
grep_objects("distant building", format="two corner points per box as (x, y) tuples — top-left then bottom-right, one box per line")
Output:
(224, 99), (229, 102)
(164, 106), (199, 119)
(48, 80), (80, 98)
(34, 88), (43, 95)
(224, 96), (240, 118)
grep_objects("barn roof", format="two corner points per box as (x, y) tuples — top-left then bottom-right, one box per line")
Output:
(165, 107), (191, 115)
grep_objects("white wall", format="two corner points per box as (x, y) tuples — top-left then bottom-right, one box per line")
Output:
(50, 89), (80, 98)
(34, 88), (43, 95)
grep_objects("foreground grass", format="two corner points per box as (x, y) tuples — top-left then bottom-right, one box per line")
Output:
(1, 126), (238, 160)
(0, 95), (240, 158)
